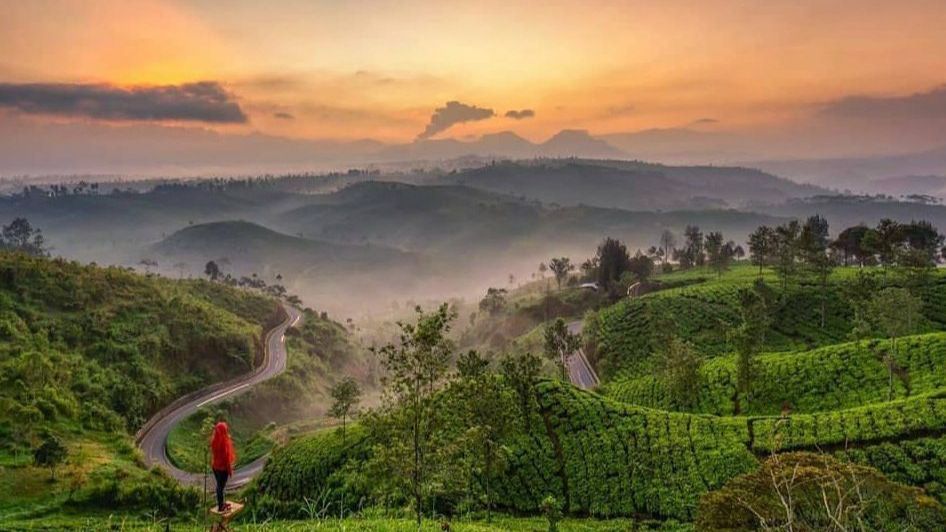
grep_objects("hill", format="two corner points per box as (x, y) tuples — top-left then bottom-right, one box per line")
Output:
(0, 252), (280, 520)
(152, 220), (414, 276)
(275, 181), (785, 261)
(438, 159), (826, 211)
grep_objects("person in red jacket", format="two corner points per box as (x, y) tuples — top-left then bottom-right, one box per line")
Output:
(210, 418), (236, 512)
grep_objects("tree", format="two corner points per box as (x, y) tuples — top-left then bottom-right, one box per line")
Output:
(548, 257), (574, 290)
(478, 287), (508, 316)
(329, 377), (361, 441)
(866, 288), (923, 400)
(730, 282), (772, 413)
(681, 225), (704, 268)
(900, 220), (944, 263)
(831, 225), (872, 266)
(705, 231), (735, 277)
(773, 220), (800, 288)
(33, 431), (67, 481)
(499, 351), (541, 425)
(204, 260), (221, 282)
(1, 218), (47, 256)
(626, 252), (654, 284)
(454, 350), (512, 521)
(659, 229), (676, 265)
(538, 262), (548, 279)
(372, 304), (456, 529)
(138, 258), (158, 274)
(544, 318), (581, 381)
(658, 336), (702, 409)
(594, 237), (631, 289)
(697, 452), (946, 531)
(747, 225), (777, 276)
(799, 215), (835, 328)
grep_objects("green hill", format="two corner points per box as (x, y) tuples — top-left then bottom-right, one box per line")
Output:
(152, 219), (416, 276)
(0, 252), (278, 520)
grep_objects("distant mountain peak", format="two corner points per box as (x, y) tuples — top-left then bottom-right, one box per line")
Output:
(539, 129), (626, 159)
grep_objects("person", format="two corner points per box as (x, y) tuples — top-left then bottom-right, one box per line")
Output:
(210, 418), (236, 512)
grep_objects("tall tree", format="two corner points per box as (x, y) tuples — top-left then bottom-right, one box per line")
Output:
(705, 231), (734, 277)
(658, 336), (702, 409)
(748, 225), (777, 276)
(799, 215), (835, 328)
(454, 350), (512, 522)
(866, 288), (923, 400)
(683, 225), (704, 268)
(730, 281), (772, 413)
(831, 225), (872, 266)
(329, 377), (361, 441)
(544, 318), (581, 381)
(594, 237), (631, 289)
(499, 351), (541, 426)
(659, 229), (676, 265)
(773, 220), (801, 289)
(548, 257), (575, 290)
(372, 304), (457, 529)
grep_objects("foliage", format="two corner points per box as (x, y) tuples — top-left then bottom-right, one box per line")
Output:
(0, 218), (47, 256)
(695, 452), (946, 531)
(479, 287), (508, 317)
(657, 337), (701, 409)
(33, 431), (67, 480)
(593, 238), (631, 290)
(330, 377), (362, 440)
(548, 258), (575, 291)
(544, 318), (581, 381)
(369, 303), (458, 527)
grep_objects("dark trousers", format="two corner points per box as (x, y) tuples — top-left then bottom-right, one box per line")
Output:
(213, 469), (229, 510)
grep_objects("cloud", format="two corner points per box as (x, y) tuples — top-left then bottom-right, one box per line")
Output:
(417, 100), (494, 140)
(820, 85), (946, 122)
(690, 117), (718, 125)
(273, 111), (294, 120)
(504, 109), (535, 120)
(0, 81), (247, 123)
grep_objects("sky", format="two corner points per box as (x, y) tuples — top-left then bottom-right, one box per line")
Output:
(2, 0), (946, 165)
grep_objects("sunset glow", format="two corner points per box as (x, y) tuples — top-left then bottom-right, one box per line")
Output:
(3, 0), (946, 143)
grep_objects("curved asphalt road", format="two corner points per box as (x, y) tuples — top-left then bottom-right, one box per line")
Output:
(566, 319), (600, 389)
(136, 303), (302, 490)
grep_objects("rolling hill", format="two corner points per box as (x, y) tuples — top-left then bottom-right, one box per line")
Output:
(438, 159), (826, 210)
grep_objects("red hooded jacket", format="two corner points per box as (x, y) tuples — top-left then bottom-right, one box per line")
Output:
(211, 422), (236, 474)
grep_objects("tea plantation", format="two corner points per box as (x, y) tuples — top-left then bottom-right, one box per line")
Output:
(254, 265), (946, 527)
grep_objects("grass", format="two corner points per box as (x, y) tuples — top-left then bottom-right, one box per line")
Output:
(0, 514), (686, 531)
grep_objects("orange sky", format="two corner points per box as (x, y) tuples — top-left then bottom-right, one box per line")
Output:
(2, 0), (946, 142)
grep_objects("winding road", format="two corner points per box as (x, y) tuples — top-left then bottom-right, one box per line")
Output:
(136, 303), (302, 490)
(566, 320), (599, 389)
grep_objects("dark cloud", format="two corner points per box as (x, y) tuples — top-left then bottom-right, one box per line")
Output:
(690, 117), (718, 125)
(820, 85), (946, 122)
(0, 81), (247, 123)
(417, 100), (494, 140)
(273, 111), (294, 120)
(504, 109), (535, 120)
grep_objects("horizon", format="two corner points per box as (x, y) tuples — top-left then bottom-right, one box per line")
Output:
(4, 1), (946, 177)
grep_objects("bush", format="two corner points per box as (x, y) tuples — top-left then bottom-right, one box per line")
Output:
(696, 452), (946, 530)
